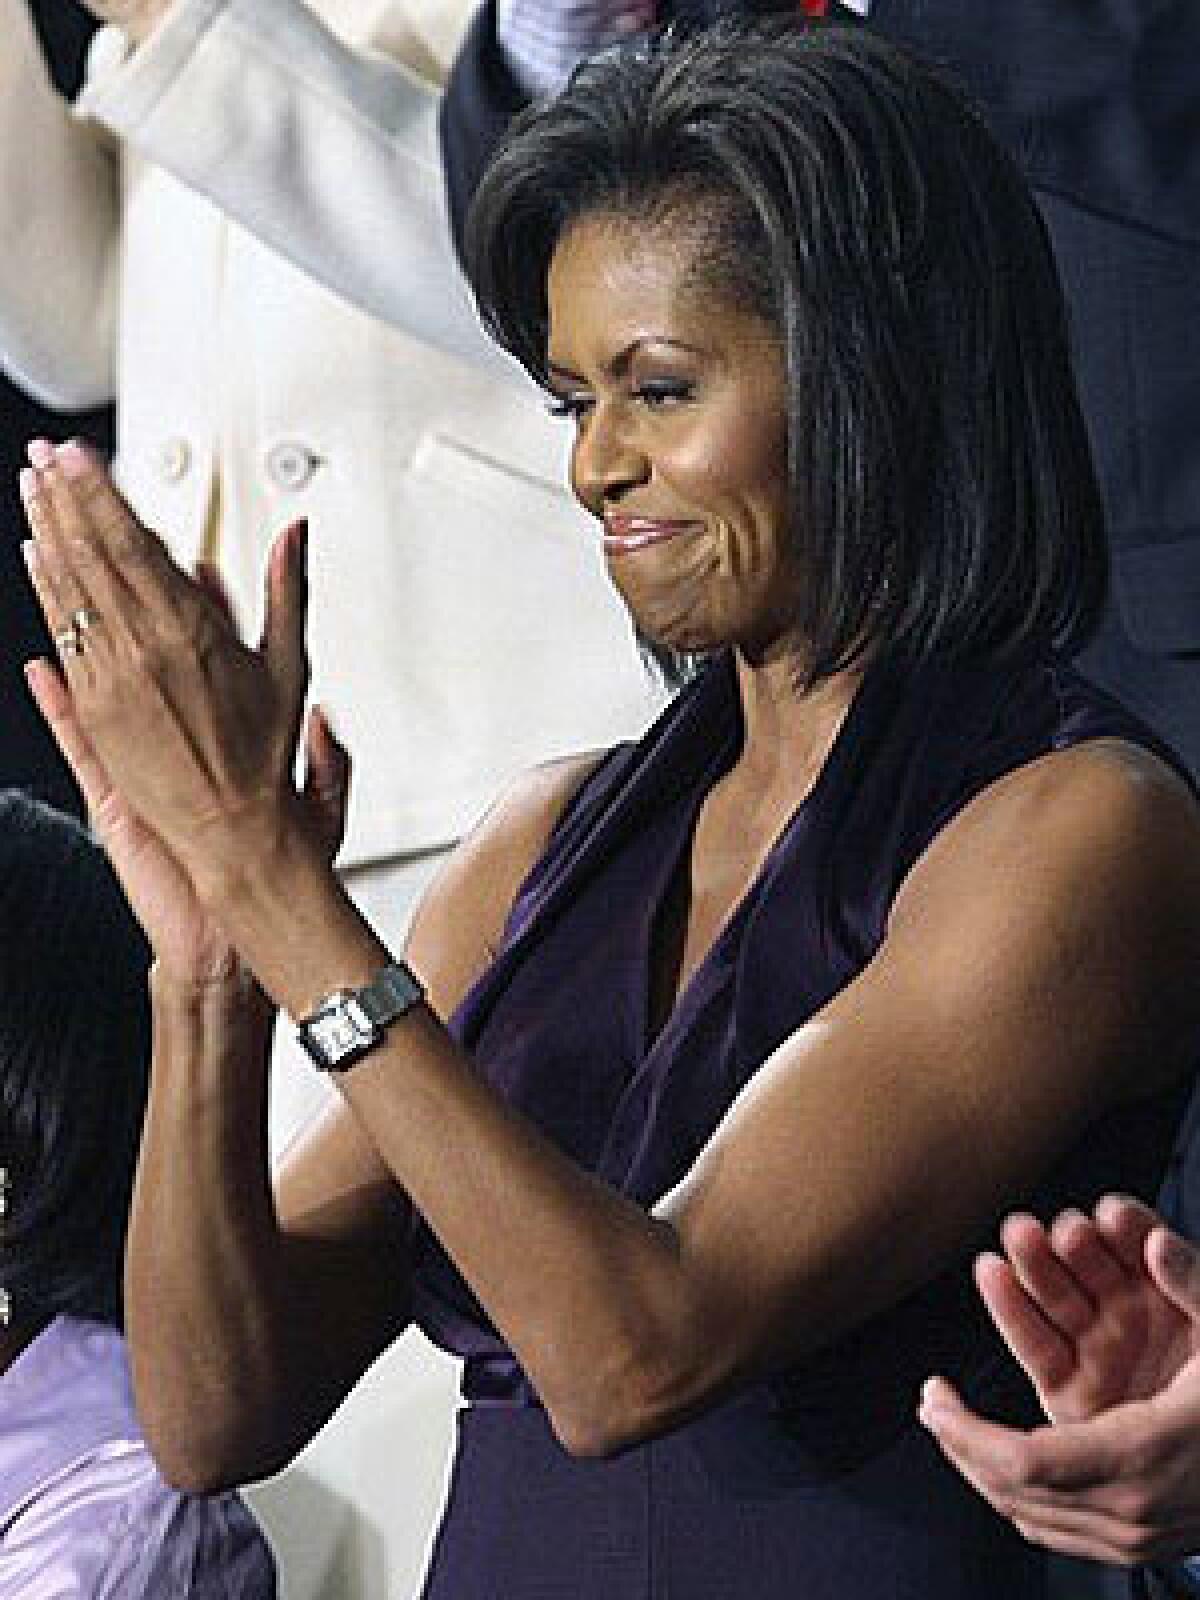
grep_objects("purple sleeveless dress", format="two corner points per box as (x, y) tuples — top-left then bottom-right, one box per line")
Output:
(411, 649), (1193, 1599)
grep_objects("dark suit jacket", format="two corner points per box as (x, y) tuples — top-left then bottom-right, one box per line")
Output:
(867, 1), (1200, 787)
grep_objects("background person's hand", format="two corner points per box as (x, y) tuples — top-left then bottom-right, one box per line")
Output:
(918, 1195), (1200, 1564)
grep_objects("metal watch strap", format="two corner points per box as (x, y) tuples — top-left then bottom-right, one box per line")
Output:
(355, 963), (422, 1028)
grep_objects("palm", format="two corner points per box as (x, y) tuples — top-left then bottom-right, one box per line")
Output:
(27, 658), (233, 980)
(94, 787), (235, 981)
(28, 649), (348, 982)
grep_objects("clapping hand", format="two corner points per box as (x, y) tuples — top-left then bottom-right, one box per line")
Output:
(919, 1196), (1200, 1565)
(21, 438), (347, 986)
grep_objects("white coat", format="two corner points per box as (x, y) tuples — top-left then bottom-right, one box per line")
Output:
(0, 0), (662, 870)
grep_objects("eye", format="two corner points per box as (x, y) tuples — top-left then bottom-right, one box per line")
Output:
(546, 392), (593, 422)
(634, 379), (694, 409)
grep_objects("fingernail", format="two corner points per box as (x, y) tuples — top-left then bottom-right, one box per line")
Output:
(17, 467), (39, 505)
(26, 438), (54, 469)
(918, 1378), (948, 1420)
(56, 440), (93, 479)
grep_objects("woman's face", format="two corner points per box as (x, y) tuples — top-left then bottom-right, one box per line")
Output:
(545, 212), (801, 662)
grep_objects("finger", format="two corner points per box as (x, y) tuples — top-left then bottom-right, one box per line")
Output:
(1001, 1212), (1096, 1338)
(919, 1376), (1132, 1495)
(44, 438), (174, 621)
(1095, 1194), (1162, 1273)
(917, 1376), (1032, 1485)
(974, 1253), (1077, 1393)
(260, 519), (309, 723)
(25, 448), (141, 672)
(24, 659), (119, 824)
(1146, 1228), (1200, 1324)
(48, 442), (231, 684)
(20, 530), (95, 688)
(1050, 1208), (1131, 1306)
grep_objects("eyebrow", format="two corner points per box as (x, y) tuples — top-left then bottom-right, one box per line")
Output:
(545, 335), (706, 384)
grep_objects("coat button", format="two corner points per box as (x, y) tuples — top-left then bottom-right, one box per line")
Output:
(158, 437), (192, 483)
(265, 441), (322, 492)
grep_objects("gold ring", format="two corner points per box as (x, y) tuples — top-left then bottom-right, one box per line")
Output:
(54, 624), (84, 658)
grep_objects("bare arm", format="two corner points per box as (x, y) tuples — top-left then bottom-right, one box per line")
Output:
(125, 968), (412, 1491)
(0, 0), (119, 408)
(229, 741), (1200, 1458)
(124, 751), (603, 1490)
(26, 449), (1200, 1465)
(26, 525), (409, 1491)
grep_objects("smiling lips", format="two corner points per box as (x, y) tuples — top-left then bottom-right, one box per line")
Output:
(602, 516), (706, 552)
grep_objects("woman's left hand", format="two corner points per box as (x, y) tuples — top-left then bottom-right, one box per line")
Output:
(20, 438), (312, 907)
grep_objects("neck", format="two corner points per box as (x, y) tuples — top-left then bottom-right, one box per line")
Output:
(732, 642), (862, 795)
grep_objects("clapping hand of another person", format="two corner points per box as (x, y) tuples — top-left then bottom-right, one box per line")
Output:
(20, 437), (350, 988)
(919, 1195), (1200, 1566)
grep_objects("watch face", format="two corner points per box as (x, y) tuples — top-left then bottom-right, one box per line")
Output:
(312, 1010), (367, 1062)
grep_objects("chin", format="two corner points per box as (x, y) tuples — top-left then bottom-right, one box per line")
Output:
(628, 606), (713, 657)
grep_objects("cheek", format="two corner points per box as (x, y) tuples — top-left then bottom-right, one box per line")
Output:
(605, 532), (722, 642)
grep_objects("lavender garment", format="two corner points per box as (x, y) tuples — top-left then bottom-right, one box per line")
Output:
(0, 1317), (276, 1599)
(411, 649), (1195, 1599)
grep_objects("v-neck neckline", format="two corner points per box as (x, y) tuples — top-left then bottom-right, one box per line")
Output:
(636, 665), (872, 1060)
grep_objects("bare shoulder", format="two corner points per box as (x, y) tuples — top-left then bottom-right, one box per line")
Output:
(406, 750), (611, 1017)
(888, 737), (1200, 1095)
(901, 737), (1200, 908)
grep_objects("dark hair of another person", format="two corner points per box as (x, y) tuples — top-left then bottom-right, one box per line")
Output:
(465, 20), (1108, 685)
(0, 790), (151, 1332)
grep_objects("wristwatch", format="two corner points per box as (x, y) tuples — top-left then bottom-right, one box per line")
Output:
(296, 961), (425, 1072)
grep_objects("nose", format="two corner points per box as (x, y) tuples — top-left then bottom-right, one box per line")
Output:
(571, 402), (650, 515)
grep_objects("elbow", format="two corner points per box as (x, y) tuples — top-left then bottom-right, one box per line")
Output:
(154, 1451), (240, 1499)
(544, 1333), (727, 1461)
(142, 1420), (266, 1497)
(137, 1396), (295, 1495)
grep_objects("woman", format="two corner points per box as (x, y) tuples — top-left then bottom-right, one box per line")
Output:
(0, 790), (276, 1596)
(18, 20), (1200, 1597)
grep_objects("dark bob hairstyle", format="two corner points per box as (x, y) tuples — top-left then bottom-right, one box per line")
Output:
(0, 791), (151, 1332)
(465, 20), (1107, 683)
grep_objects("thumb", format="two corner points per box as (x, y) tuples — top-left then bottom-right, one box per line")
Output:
(302, 704), (351, 863)
(261, 519), (310, 717)
(1146, 1226), (1200, 1324)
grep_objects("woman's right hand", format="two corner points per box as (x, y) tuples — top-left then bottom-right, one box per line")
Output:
(25, 552), (351, 986)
